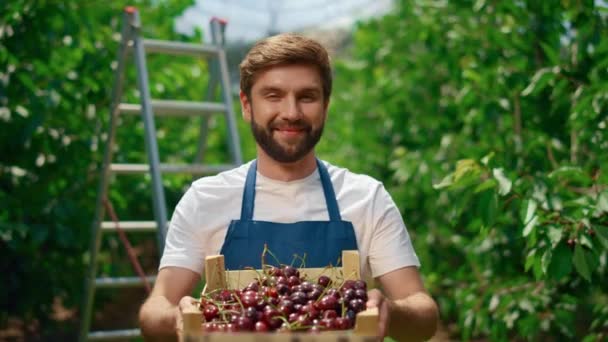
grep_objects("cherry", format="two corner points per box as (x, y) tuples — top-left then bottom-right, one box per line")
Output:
(355, 289), (368, 301)
(320, 318), (336, 330)
(322, 309), (337, 319)
(278, 304), (293, 316)
(300, 281), (313, 292)
(236, 316), (254, 331)
(276, 283), (290, 296)
(203, 304), (219, 321)
(342, 288), (355, 302)
(317, 295), (338, 311)
(254, 321), (269, 332)
(318, 275), (332, 287)
(354, 280), (367, 291)
(288, 312), (299, 323)
(283, 265), (298, 278)
(245, 281), (259, 292)
(299, 303), (319, 319)
(296, 314), (312, 327)
(203, 322), (216, 332)
(241, 293), (259, 308)
(263, 307), (282, 329)
(288, 275), (301, 287)
(341, 280), (356, 291)
(308, 289), (322, 300)
(335, 317), (350, 329)
(326, 288), (340, 299)
(243, 307), (257, 321)
(276, 276), (288, 285)
(348, 298), (366, 312)
(290, 291), (307, 305)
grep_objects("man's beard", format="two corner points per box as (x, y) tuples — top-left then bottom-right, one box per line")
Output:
(250, 111), (324, 163)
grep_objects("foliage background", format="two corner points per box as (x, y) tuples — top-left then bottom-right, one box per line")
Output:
(1, 0), (607, 340)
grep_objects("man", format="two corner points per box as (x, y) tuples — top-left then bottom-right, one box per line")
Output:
(139, 33), (438, 341)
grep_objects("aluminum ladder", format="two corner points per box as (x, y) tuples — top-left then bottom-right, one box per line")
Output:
(79, 7), (242, 341)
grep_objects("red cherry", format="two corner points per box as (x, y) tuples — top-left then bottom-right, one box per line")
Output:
(354, 280), (367, 291)
(203, 304), (219, 321)
(255, 320), (269, 332)
(288, 275), (301, 287)
(236, 316), (254, 331)
(288, 312), (299, 323)
(318, 275), (332, 287)
(335, 317), (350, 330)
(355, 289), (368, 301)
(317, 295), (338, 311)
(283, 266), (298, 277)
(296, 314), (312, 327)
(322, 309), (337, 319)
(341, 280), (356, 291)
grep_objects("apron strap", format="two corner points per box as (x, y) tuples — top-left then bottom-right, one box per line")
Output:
(316, 159), (342, 221)
(240, 159), (342, 221)
(240, 160), (258, 221)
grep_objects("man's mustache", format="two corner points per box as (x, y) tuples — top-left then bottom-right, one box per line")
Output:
(270, 120), (311, 131)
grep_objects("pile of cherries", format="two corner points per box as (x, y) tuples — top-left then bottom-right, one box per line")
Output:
(198, 265), (368, 333)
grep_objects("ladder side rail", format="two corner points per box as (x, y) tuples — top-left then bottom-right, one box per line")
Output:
(213, 20), (243, 165)
(130, 10), (170, 252)
(193, 19), (225, 164)
(79, 9), (134, 342)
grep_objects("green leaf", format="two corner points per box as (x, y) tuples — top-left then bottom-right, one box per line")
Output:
(548, 166), (590, 184)
(480, 152), (495, 166)
(474, 178), (497, 193)
(548, 243), (572, 280)
(547, 225), (563, 248)
(580, 234), (593, 249)
(492, 168), (512, 196)
(595, 226), (608, 249)
(433, 172), (454, 189)
(523, 200), (537, 224)
(595, 191), (608, 215)
(523, 216), (538, 237)
(521, 67), (556, 97)
(525, 249), (537, 272)
(573, 244), (591, 281)
(541, 248), (552, 275)
(540, 42), (560, 65)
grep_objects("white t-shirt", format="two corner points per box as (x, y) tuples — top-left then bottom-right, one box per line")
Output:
(160, 159), (420, 280)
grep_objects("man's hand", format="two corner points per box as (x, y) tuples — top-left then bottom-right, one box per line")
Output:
(372, 267), (439, 341)
(139, 267), (200, 341)
(176, 296), (199, 333)
(366, 288), (391, 338)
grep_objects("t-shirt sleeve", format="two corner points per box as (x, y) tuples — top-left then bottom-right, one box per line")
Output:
(368, 184), (420, 278)
(159, 186), (205, 274)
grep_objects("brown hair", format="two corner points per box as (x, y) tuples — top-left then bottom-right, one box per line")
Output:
(239, 33), (332, 101)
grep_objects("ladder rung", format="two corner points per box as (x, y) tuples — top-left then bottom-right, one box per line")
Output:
(95, 276), (156, 288)
(118, 100), (227, 116)
(143, 39), (220, 57)
(101, 221), (165, 232)
(88, 328), (141, 340)
(110, 163), (235, 175)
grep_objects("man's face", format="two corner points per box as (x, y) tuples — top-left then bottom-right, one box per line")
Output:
(240, 64), (329, 163)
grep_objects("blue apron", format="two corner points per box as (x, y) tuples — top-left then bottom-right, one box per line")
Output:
(219, 159), (358, 270)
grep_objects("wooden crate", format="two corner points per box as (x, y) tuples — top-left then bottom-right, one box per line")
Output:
(181, 251), (379, 341)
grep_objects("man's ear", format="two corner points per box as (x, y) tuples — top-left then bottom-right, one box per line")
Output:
(240, 90), (252, 123)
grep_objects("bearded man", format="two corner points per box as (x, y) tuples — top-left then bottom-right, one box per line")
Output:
(139, 33), (438, 342)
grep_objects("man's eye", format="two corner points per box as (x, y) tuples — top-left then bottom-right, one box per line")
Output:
(300, 95), (317, 102)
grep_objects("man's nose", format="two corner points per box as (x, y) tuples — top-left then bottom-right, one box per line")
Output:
(282, 95), (301, 120)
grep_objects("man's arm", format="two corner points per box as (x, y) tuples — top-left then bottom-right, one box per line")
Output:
(138, 267), (200, 341)
(370, 266), (439, 341)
